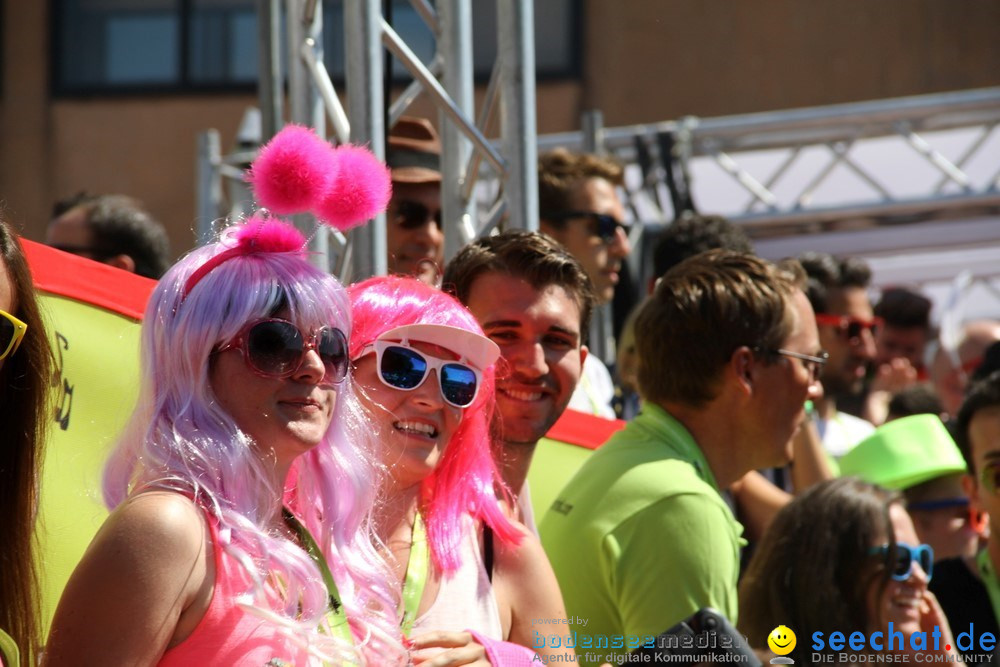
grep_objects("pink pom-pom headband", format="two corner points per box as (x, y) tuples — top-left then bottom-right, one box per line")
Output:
(183, 125), (392, 299)
(246, 124), (392, 232)
(182, 217), (307, 299)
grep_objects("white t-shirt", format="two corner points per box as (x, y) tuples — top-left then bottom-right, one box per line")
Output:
(816, 410), (875, 460)
(567, 354), (617, 419)
(516, 481), (538, 536)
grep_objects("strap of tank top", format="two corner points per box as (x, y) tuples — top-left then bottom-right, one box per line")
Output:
(483, 524), (495, 583)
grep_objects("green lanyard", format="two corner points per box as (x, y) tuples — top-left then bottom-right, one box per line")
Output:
(283, 509), (355, 649)
(977, 548), (1000, 624)
(0, 628), (19, 667)
(285, 509), (430, 640)
(400, 511), (429, 636)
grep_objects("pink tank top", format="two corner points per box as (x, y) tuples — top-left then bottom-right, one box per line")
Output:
(158, 514), (317, 667)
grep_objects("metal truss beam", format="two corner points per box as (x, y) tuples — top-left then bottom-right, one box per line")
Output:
(196, 0), (539, 284)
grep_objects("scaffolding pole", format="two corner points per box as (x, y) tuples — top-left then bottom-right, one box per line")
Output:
(286, 0), (331, 271)
(438, 0), (476, 259)
(344, 0), (388, 280)
(256, 0), (282, 142)
(498, 0), (538, 231)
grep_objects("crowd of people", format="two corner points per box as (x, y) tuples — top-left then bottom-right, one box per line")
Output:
(1, 116), (999, 667)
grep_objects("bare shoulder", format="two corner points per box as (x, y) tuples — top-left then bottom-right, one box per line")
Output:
(492, 519), (563, 609)
(493, 520), (547, 575)
(73, 491), (209, 579)
(490, 519), (574, 657)
(44, 492), (209, 665)
(99, 491), (206, 555)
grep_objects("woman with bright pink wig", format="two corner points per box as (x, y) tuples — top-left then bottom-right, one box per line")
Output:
(348, 274), (575, 664)
(45, 219), (405, 665)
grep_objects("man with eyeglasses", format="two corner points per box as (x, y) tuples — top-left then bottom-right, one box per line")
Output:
(948, 370), (1000, 662)
(537, 148), (630, 419)
(798, 252), (878, 464)
(540, 251), (823, 664)
(384, 117), (445, 285)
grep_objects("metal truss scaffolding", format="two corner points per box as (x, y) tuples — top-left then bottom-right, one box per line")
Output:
(538, 87), (1000, 237)
(197, 0), (538, 284)
(533, 88), (1000, 316)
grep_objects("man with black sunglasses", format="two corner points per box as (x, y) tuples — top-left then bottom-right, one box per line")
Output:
(385, 117), (445, 285)
(798, 252), (878, 464)
(537, 148), (630, 419)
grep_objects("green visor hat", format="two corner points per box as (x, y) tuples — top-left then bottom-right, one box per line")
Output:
(838, 413), (967, 490)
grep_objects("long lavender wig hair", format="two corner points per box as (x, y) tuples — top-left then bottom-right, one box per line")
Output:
(348, 275), (521, 574)
(103, 222), (404, 663)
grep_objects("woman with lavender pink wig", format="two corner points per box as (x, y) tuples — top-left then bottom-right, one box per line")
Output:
(45, 219), (405, 665)
(348, 275), (575, 665)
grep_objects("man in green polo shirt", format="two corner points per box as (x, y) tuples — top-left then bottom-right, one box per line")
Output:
(540, 250), (823, 664)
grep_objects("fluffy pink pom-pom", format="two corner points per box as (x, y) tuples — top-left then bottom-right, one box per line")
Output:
(315, 144), (392, 231)
(234, 215), (307, 253)
(247, 125), (338, 215)
(182, 215), (306, 298)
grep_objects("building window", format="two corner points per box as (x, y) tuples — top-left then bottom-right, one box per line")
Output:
(51, 0), (580, 95)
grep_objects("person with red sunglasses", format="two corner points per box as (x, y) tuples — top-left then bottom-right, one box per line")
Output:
(45, 219), (406, 666)
(798, 252), (879, 465)
(930, 320), (1000, 420)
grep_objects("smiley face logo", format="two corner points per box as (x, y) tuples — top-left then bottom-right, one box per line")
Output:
(767, 625), (796, 656)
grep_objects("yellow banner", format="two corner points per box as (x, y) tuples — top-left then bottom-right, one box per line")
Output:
(25, 241), (153, 635)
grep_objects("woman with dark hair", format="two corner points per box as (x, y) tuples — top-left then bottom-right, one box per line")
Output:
(740, 477), (962, 664)
(0, 217), (53, 666)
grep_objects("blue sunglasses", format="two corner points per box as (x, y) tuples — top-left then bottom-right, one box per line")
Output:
(368, 340), (481, 409)
(869, 542), (934, 582)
